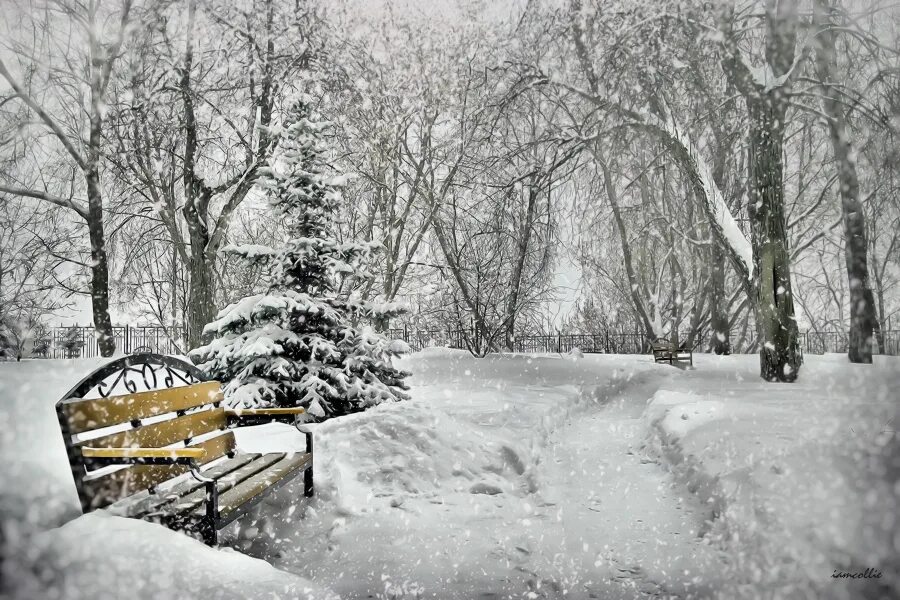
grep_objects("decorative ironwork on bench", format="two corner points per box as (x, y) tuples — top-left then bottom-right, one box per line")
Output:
(62, 353), (208, 400)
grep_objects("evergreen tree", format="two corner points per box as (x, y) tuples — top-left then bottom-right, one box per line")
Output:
(191, 98), (409, 419)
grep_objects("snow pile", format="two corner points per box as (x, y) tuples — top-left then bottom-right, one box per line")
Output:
(234, 349), (668, 598)
(0, 358), (335, 600)
(5, 512), (336, 600)
(3, 350), (897, 599)
(644, 354), (900, 599)
(564, 346), (585, 359)
(0, 359), (106, 534)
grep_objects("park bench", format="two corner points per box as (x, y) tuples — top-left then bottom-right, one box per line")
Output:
(56, 353), (313, 546)
(651, 339), (693, 367)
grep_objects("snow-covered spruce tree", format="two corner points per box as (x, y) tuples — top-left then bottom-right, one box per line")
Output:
(190, 99), (409, 420)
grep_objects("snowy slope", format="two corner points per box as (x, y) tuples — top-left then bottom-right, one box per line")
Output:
(645, 354), (900, 600)
(1, 350), (898, 599)
(0, 358), (333, 600)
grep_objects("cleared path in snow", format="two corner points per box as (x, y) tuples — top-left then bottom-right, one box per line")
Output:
(521, 372), (724, 599)
(242, 352), (726, 599)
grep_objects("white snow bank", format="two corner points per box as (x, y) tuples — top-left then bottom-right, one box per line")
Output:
(235, 350), (668, 598)
(0, 358), (107, 531)
(644, 354), (900, 599)
(0, 358), (338, 600)
(2, 350), (656, 599)
(5, 350), (896, 599)
(4, 512), (335, 600)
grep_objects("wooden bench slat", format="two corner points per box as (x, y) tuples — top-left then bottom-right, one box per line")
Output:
(207, 452), (312, 520)
(82, 447), (206, 459)
(154, 453), (290, 518)
(62, 381), (223, 434)
(76, 408), (226, 450)
(82, 432), (235, 508)
(110, 453), (260, 518)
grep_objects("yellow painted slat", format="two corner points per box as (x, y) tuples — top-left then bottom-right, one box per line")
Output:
(81, 447), (206, 459)
(83, 432), (235, 509)
(77, 408), (226, 449)
(63, 382), (223, 434)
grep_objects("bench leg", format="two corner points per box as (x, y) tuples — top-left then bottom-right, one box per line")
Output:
(189, 462), (219, 545)
(304, 464), (314, 498)
(301, 426), (314, 497)
(200, 520), (217, 546)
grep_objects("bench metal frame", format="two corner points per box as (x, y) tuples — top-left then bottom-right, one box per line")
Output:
(651, 340), (694, 367)
(56, 353), (313, 545)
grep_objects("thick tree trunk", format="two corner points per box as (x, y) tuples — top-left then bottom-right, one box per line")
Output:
(86, 176), (116, 357)
(814, 0), (875, 364)
(838, 163), (875, 363)
(186, 249), (216, 348)
(747, 101), (802, 381)
(180, 0), (216, 350)
(716, 0), (803, 381)
(86, 114), (115, 357)
(182, 177), (216, 348)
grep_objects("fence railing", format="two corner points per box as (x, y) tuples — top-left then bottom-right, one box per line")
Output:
(389, 327), (900, 357)
(41, 325), (185, 359)
(16, 325), (900, 360)
(799, 329), (900, 356)
(388, 328), (704, 355)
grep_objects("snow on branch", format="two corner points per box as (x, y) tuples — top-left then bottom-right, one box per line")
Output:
(636, 112), (755, 283)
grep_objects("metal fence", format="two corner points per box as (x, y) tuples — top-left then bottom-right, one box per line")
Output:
(387, 328), (698, 354)
(19, 324), (900, 359)
(799, 330), (900, 356)
(43, 325), (185, 359)
(389, 326), (900, 356)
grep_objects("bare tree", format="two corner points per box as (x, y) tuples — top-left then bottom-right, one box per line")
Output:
(811, 0), (879, 363)
(109, 0), (320, 348)
(0, 0), (136, 356)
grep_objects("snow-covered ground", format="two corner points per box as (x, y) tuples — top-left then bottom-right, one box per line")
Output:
(1, 350), (897, 599)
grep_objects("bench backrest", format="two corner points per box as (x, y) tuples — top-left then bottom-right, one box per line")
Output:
(56, 354), (233, 512)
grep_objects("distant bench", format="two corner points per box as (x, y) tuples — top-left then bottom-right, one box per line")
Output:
(651, 339), (693, 367)
(56, 354), (313, 545)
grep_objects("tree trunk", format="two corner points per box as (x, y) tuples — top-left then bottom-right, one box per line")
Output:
(593, 151), (658, 340)
(186, 249), (216, 349)
(709, 250), (731, 354)
(717, 1), (803, 381)
(873, 273), (886, 353)
(747, 100), (802, 381)
(85, 179), (116, 357)
(708, 134), (732, 354)
(813, 0), (875, 364)
(86, 110), (115, 357)
(432, 218), (498, 355)
(504, 184), (539, 351)
(180, 0), (216, 350)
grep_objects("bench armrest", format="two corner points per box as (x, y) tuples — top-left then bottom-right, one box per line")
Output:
(224, 408), (306, 417)
(81, 447), (206, 466)
(225, 407), (306, 427)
